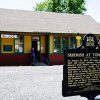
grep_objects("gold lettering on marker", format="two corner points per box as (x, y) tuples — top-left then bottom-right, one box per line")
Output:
(67, 53), (84, 57)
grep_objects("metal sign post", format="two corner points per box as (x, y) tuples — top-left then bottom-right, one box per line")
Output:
(62, 34), (100, 100)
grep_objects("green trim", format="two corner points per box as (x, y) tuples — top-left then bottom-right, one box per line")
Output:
(50, 53), (63, 54)
(23, 35), (25, 53)
(40, 36), (41, 53)
(60, 36), (63, 52)
(0, 34), (1, 54)
(39, 36), (41, 51)
(23, 35), (24, 53)
(37, 36), (41, 54)
(48, 35), (50, 54)
(48, 35), (50, 65)
(14, 37), (15, 53)
(0, 34), (2, 54)
(68, 37), (70, 49)
(31, 35), (32, 50)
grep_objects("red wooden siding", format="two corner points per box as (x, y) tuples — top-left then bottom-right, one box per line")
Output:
(49, 54), (64, 65)
(0, 54), (31, 66)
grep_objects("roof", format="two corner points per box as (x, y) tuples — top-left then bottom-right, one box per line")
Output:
(0, 8), (100, 34)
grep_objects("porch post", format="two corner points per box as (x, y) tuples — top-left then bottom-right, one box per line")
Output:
(49, 34), (54, 53)
(76, 34), (81, 48)
(40, 36), (46, 53)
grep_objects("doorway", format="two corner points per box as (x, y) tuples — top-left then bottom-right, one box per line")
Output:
(32, 41), (37, 51)
(32, 36), (41, 62)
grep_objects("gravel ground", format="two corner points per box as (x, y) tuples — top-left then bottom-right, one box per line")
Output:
(0, 65), (90, 100)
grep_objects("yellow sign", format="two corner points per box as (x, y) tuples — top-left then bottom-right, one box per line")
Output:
(76, 36), (81, 40)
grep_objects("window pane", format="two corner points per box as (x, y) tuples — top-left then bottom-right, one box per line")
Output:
(15, 35), (23, 53)
(19, 36), (23, 52)
(62, 37), (69, 51)
(80, 36), (83, 45)
(70, 37), (76, 49)
(15, 39), (19, 52)
(54, 36), (61, 53)
(37, 41), (40, 51)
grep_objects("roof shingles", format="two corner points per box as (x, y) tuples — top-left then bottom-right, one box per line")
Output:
(0, 8), (100, 34)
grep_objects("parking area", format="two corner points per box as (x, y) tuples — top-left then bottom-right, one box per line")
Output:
(0, 66), (88, 100)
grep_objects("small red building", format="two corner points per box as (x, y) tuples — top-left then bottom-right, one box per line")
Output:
(0, 8), (100, 65)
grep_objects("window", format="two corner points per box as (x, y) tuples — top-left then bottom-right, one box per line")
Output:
(15, 36), (24, 53)
(53, 36), (76, 53)
(54, 36), (61, 53)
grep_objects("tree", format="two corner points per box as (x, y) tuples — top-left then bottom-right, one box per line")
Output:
(34, 0), (86, 14)
(68, 0), (86, 14)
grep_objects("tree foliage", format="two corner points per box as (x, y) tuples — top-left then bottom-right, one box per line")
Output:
(34, 0), (86, 14)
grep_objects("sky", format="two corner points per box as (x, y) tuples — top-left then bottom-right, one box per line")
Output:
(0, 0), (100, 23)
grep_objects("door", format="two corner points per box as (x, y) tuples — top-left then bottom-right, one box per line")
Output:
(32, 41), (37, 51)
(32, 36), (41, 62)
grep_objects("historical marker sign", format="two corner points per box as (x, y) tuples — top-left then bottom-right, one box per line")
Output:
(62, 34), (100, 97)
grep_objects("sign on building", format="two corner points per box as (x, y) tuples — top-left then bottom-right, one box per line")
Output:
(62, 34), (100, 98)
(1, 34), (17, 38)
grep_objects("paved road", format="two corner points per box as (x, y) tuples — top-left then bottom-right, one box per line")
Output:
(0, 66), (88, 100)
